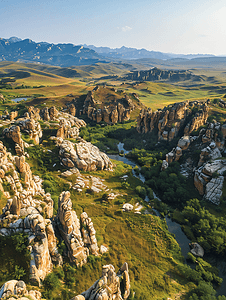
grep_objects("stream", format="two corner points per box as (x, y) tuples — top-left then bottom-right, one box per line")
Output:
(109, 142), (226, 296)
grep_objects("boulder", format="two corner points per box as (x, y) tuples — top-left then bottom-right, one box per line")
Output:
(0, 280), (41, 300)
(57, 139), (113, 172)
(190, 242), (204, 257)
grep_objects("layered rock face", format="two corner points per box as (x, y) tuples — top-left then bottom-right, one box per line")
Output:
(0, 144), (62, 285)
(57, 191), (99, 266)
(137, 100), (209, 141)
(55, 138), (113, 171)
(194, 159), (226, 204)
(73, 263), (130, 300)
(0, 280), (41, 300)
(82, 91), (135, 124)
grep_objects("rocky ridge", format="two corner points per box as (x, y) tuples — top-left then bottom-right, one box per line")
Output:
(0, 142), (62, 285)
(80, 89), (135, 124)
(124, 67), (202, 82)
(137, 100), (209, 142)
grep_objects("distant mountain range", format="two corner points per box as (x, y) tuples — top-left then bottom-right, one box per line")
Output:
(0, 37), (108, 67)
(83, 44), (215, 60)
(0, 37), (224, 68)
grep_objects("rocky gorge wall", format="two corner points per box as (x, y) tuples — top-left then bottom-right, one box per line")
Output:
(137, 100), (209, 142)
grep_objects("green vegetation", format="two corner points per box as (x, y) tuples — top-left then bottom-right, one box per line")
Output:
(172, 199), (226, 256)
(2, 61), (226, 299)
(0, 233), (30, 286)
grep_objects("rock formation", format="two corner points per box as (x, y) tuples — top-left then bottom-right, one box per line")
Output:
(3, 125), (24, 156)
(68, 103), (76, 116)
(194, 159), (226, 204)
(124, 67), (201, 82)
(56, 112), (86, 140)
(55, 138), (113, 171)
(0, 144), (62, 285)
(161, 118), (226, 205)
(0, 280), (41, 300)
(40, 106), (59, 121)
(81, 89), (135, 124)
(137, 100), (209, 141)
(56, 191), (99, 266)
(3, 117), (42, 154)
(190, 242), (204, 257)
(16, 118), (42, 144)
(73, 262), (130, 300)
(27, 106), (40, 120)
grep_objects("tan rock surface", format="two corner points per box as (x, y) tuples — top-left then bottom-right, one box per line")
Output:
(0, 280), (41, 300)
(74, 263), (130, 300)
(57, 139), (113, 172)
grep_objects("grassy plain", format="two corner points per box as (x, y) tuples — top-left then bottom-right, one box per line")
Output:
(1, 62), (226, 113)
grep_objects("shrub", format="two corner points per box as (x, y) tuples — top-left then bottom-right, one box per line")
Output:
(43, 272), (60, 291)
(135, 186), (146, 199)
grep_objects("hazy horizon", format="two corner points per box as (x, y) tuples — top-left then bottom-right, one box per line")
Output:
(1, 0), (226, 56)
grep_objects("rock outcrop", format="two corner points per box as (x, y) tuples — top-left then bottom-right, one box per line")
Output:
(137, 101), (209, 141)
(81, 90), (135, 124)
(0, 280), (41, 300)
(56, 112), (86, 140)
(16, 118), (42, 145)
(56, 191), (99, 266)
(194, 160), (226, 204)
(0, 144), (62, 285)
(73, 263), (130, 300)
(124, 67), (201, 82)
(190, 242), (204, 257)
(3, 117), (42, 154)
(55, 138), (113, 171)
(3, 125), (24, 156)
(40, 106), (59, 121)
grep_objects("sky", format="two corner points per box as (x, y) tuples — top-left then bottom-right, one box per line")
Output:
(1, 0), (226, 55)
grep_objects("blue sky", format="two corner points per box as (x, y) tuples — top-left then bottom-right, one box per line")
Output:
(1, 0), (226, 55)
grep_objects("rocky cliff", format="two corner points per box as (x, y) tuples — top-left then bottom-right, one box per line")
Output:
(70, 87), (136, 125)
(137, 100), (209, 142)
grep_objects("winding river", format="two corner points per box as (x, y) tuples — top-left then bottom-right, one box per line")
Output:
(109, 143), (226, 296)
